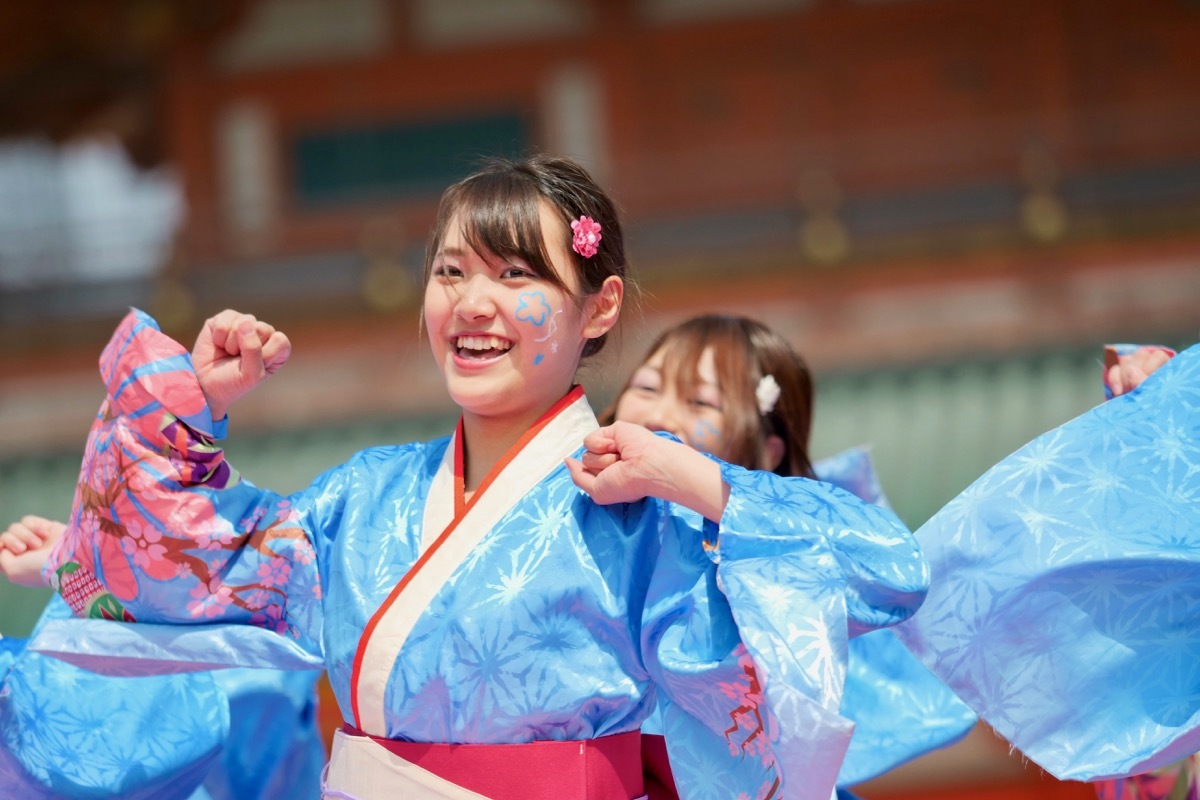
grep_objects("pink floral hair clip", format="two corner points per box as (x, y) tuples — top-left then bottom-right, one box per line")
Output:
(570, 215), (602, 258)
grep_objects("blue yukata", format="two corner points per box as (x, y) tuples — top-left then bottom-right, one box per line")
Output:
(640, 448), (974, 795)
(896, 341), (1200, 781)
(0, 595), (324, 799)
(43, 310), (928, 800)
(809, 448), (976, 788)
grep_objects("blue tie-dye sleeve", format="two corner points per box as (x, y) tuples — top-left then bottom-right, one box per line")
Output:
(642, 458), (928, 800)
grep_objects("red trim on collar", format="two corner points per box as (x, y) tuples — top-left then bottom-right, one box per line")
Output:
(349, 385), (586, 730)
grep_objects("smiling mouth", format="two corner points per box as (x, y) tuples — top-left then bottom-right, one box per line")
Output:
(455, 335), (513, 360)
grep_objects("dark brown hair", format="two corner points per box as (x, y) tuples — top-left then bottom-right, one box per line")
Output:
(603, 315), (815, 478)
(423, 154), (627, 357)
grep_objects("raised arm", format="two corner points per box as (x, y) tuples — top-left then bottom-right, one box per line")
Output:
(569, 421), (929, 628)
(43, 309), (325, 653)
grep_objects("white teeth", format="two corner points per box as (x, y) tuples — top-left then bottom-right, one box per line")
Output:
(455, 335), (512, 352)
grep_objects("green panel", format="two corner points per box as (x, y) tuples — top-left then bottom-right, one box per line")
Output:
(809, 348), (1110, 529)
(294, 111), (530, 205)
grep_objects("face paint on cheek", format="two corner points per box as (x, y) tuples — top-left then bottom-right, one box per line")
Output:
(691, 419), (722, 453)
(512, 292), (561, 366)
(533, 309), (562, 343)
(515, 292), (552, 327)
(522, 299), (564, 367)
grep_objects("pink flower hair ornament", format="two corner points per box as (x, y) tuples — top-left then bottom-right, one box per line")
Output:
(570, 215), (602, 258)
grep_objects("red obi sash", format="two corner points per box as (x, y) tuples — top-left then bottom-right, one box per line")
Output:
(340, 724), (646, 800)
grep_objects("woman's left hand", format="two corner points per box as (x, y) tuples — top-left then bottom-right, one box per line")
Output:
(566, 421), (667, 505)
(567, 422), (728, 521)
(1105, 345), (1173, 397)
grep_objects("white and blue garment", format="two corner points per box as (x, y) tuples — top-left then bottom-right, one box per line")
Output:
(813, 447), (976, 788)
(0, 595), (227, 799)
(42, 309), (929, 800)
(640, 448), (975, 791)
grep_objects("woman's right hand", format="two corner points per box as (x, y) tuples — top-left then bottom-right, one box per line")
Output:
(192, 309), (292, 421)
(0, 515), (66, 587)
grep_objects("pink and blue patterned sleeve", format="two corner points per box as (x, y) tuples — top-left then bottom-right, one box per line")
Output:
(44, 309), (328, 656)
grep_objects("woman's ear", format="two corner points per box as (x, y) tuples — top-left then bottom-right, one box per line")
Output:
(583, 276), (624, 340)
(761, 434), (785, 472)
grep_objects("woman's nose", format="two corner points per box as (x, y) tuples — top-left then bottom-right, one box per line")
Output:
(455, 274), (497, 319)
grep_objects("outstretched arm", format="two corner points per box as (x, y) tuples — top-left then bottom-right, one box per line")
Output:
(0, 515), (65, 587)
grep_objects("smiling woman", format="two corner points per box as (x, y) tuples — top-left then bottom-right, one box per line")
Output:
(22, 155), (929, 800)
(423, 197), (623, 475)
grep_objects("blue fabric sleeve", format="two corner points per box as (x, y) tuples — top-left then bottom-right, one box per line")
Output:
(895, 342), (1200, 780)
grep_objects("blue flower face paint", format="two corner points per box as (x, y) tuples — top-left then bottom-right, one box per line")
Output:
(516, 293), (564, 366)
(515, 292), (551, 326)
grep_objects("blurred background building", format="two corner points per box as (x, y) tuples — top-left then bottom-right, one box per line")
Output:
(0, 0), (1197, 797)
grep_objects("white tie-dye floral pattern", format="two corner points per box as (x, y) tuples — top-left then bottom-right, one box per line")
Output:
(897, 342), (1200, 781)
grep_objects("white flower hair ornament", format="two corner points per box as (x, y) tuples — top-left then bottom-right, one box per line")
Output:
(756, 374), (781, 415)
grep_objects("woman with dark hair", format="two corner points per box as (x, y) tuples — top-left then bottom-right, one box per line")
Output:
(19, 156), (927, 799)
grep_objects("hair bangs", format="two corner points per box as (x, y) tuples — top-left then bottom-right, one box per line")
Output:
(441, 169), (568, 292)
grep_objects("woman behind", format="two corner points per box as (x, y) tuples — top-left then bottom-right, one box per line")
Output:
(606, 314), (975, 798)
(607, 315), (816, 478)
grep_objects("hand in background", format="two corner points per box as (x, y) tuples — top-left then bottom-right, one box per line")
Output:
(1104, 345), (1174, 398)
(0, 515), (65, 587)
